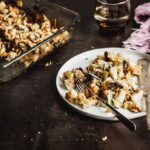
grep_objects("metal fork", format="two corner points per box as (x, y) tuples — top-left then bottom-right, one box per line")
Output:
(76, 79), (136, 131)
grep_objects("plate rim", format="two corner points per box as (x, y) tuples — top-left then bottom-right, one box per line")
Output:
(56, 47), (148, 121)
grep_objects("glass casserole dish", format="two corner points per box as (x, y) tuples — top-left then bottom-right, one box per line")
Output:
(0, 0), (80, 82)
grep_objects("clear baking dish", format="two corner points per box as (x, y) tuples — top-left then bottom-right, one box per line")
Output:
(0, 0), (80, 82)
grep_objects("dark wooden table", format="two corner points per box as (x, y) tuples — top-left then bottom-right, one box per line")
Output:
(0, 0), (150, 150)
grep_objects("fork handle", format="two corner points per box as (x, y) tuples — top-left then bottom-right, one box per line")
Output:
(146, 95), (150, 130)
(99, 98), (136, 131)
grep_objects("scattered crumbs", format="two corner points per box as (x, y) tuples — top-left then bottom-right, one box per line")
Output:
(45, 63), (49, 67)
(34, 106), (38, 111)
(81, 138), (84, 141)
(23, 135), (26, 138)
(91, 46), (94, 49)
(45, 61), (52, 67)
(37, 131), (41, 134)
(37, 76), (41, 80)
(30, 138), (34, 142)
(35, 84), (38, 87)
(64, 112), (68, 116)
(59, 135), (62, 138)
(102, 136), (108, 142)
(40, 122), (44, 126)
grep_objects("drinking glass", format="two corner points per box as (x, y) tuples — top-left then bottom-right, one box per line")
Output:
(94, 0), (131, 31)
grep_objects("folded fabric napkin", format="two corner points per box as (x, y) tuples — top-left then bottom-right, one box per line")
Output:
(123, 2), (150, 53)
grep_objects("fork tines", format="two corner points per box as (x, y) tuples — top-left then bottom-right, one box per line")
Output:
(76, 79), (87, 93)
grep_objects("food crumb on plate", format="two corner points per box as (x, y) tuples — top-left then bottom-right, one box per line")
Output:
(102, 136), (108, 141)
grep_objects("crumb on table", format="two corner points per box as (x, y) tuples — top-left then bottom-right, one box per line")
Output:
(102, 136), (108, 141)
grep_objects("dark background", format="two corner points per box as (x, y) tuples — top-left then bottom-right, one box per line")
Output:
(0, 0), (150, 150)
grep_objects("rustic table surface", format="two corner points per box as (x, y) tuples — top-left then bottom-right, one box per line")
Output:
(0, 0), (150, 150)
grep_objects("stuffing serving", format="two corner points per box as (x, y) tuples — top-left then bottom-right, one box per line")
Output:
(0, 1), (70, 67)
(63, 51), (144, 113)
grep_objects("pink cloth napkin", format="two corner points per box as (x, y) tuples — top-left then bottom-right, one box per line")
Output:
(123, 2), (150, 53)
(134, 2), (150, 24)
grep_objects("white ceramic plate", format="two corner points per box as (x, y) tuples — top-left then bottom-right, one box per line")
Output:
(56, 48), (149, 121)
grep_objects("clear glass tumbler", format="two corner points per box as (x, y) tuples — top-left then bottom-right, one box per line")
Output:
(94, 0), (131, 31)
